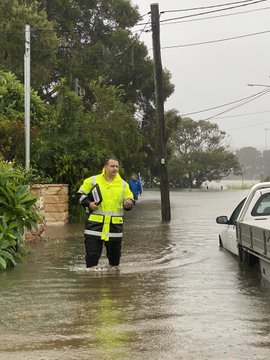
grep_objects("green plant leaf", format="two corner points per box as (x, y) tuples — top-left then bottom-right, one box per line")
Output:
(0, 250), (17, 266)
(0, 239), (16, 250)
(0, 257), (7, 270)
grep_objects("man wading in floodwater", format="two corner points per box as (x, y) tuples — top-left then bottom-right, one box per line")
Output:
(77, 156), (134, 271)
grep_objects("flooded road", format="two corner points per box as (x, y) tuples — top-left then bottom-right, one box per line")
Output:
(1, 189), (270, 360)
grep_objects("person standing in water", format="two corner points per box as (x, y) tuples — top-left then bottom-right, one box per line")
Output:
(77, 156), (134, 271)
(128, 173), (143, 202)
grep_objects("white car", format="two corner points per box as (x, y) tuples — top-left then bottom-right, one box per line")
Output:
(216, 198), (246, 256)
(216, 185), (270, 257)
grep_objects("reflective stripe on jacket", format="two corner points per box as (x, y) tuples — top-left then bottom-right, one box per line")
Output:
(78, 170), (133, 241)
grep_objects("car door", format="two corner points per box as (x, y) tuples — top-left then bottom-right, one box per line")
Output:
(219, 198), (246, 255)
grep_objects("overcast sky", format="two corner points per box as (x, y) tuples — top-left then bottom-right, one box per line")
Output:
(131, 0), (270, 151)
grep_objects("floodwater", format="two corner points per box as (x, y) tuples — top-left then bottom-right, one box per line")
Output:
(1, 189), (270, 360)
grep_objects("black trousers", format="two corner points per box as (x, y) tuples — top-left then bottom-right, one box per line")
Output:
(84, 236), (122, 267)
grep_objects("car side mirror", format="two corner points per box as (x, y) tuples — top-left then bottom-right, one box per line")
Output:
(216, 216), (228, 224)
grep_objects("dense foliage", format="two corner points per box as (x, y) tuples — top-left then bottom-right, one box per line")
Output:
(0, 160), (42, 270)
(0, 71), (48, 162)
(0, 0), (58, 89)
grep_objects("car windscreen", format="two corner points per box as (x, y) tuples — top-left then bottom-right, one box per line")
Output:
(229, 198), (246, 225)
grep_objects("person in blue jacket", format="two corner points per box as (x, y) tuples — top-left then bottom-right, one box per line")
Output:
(128, 174), (143, 201)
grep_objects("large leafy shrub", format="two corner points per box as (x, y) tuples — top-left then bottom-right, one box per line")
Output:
(0, 160), (42, 270)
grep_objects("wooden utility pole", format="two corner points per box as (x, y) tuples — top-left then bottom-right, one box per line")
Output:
(151, 3), (171, 221)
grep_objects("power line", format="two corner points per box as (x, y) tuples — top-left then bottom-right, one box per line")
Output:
(132, 15), (151, 36)
(161, 29), (270, 49)
(33, 27), (270, 53)
(133, 0), (266, 27)
(162, 0), (262, 13)
(159, 6), (270, 27)
(140, 12), (151, 18)
(159, 0), (267, 24)
(214, 109), (270, 119)
(132, 5), (270, 34)
(203, 88), (270, 121)
(180, 89), (270, 117)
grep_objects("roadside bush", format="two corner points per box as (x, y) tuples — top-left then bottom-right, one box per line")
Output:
(0, 160), (42, 270)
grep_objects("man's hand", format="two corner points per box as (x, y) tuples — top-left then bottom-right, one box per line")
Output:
(123, 198), (134, 209)
(89, 201), (99, 211)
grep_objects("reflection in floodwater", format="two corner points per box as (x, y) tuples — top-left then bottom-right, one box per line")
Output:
(1, 190), (270, 359)
(81, 276), (132, 360)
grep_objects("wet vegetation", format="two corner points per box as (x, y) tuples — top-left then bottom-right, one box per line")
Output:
(0, 161), (42, 269)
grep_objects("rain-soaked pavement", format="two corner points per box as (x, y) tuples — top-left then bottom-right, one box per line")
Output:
(1, 189), (270, 360)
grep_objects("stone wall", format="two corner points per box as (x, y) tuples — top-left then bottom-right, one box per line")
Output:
(24, 184), (69, 242)
(31, 184), (69, 225)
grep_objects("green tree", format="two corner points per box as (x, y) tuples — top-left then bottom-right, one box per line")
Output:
(0, 71), (48, 163)
(36, 0), (149, 103)
(236, 147), (262, 179)
(170, 117), (240, 188)
(30, 1), (174, 117)
(0, 0), (58, 89)
(168, 155), (189, 188)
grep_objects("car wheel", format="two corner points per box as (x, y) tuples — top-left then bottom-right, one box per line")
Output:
(239, 245), (259, 267)
(219, 236), (223, 248)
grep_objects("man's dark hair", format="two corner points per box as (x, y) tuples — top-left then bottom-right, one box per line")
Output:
(104, 155), (119, 165)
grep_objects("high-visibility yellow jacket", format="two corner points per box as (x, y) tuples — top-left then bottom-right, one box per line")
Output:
(78, 170), (134, 241)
